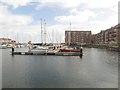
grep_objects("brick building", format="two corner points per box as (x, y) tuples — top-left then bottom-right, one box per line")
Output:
(65, 31), (91, 46)
(92, 24), (120, 47)
(108, 28), (115, 44)
(65, 24), (120, 47)
(105, 29), (109, 44)
(91, 34), (98, 45)
(118, 24), (120, 46)
(99, 30), (105, 44)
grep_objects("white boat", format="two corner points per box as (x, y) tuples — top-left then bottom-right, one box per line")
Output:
(7, 44), (13, 48)
(28, 46), (48, 53)
(0, 44), (7, 49)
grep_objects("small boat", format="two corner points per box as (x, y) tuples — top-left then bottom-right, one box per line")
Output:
(7, 44), (13, 48)
(0, 44), (7, 49)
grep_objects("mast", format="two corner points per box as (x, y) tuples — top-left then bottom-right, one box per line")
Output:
(41, 19), (43, 45)
(55, 30), (58, 45)
(52, 29), (54, 44)
(44, 19), (46, 45)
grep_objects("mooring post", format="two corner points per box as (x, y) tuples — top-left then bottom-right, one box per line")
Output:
(12, 47), (14, 55)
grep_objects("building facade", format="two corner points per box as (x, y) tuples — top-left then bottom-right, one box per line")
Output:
(65, 31), (91, 46)
(91, 24), (120, 47)
(0, 38), (16, 45)
(118, 24), (120, 46)
(65, 24), (120, 47)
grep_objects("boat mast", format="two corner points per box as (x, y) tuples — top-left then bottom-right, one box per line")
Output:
(44, 19), (46, 45)
(41, 19), (43, 45)
(52, 29), (54, 44)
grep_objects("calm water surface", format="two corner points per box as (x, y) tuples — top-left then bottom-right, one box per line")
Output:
(2, 48), (118, 88)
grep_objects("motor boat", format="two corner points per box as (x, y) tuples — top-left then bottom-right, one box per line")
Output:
(0, 44), (7, 49)
(7, 44), (13, 48)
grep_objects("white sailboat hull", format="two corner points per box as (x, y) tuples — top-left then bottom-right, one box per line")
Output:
(29, 49), (48, 53)
(28, 46), (48, 53)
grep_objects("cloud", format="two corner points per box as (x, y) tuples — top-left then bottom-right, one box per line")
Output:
(0, 0), (81, 14)
(35, 0), (119, 10)
(0, 5), (37, 42)
(0, 5), (33, 26)
(0, 0), (32, 8)
(55, 9), (96, 23)
(36, 0), (82, 9)
(83, 0), (119, 9)
(1, 0), (119, 10)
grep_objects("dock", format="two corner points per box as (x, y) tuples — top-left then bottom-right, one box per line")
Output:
(11, 51), (82, 56)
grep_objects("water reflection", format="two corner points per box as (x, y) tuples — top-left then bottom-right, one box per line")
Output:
(79, 55), (82, 59)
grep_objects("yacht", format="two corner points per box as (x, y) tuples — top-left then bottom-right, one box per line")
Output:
(0, 44), (7, 49)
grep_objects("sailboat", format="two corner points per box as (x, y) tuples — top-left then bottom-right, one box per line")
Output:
(59, 23), (81, 53)
(28, 19), (48, 53)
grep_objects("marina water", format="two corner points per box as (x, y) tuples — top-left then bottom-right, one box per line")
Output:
(2, 48), (118, 88)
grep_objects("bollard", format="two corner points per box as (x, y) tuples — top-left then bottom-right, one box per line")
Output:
(12, 47), (14, 55)
(80, 47), (83, 58)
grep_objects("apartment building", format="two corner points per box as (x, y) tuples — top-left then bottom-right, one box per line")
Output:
(92, 24), (120, 46)
(65, 31), (91, 46)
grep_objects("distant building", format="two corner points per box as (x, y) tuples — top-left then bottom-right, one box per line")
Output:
(105, 29), (109, 44)
(99, 30), (105, 44)
(108, 27), (118, 45)
(0, 38), (16, 45)
(104, 25), (119, 46)
(65, 31), (91, 46)
(91, 34), (97, 45)
(117, 24), (120, 46)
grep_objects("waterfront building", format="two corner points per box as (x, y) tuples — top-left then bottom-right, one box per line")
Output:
(99, 30), (105, 44)
(91, 34), (98, 45)
(65, 31), (91, 46)
(91, 24), (119, 47)
(108, 28), (114, 44)
(91, 34), (95, 44)
(65, 24), (120, 47)
(105, 29), (109, 45)
(107, 26), (118, 46)
(94, 31), (105, 45)
(0, 38), (16, 45)
(96, 32), (101, 45)
(91, 33), (101, 45)
(117, 24), (120, 46)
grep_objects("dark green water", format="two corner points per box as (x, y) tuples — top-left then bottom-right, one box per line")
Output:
(2, 48), (118, 88)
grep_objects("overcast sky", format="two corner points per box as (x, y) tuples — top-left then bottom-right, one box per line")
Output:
(0, 0), (119, 43)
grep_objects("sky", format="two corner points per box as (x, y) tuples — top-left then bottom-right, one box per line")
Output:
(0, 0), (119, 43)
